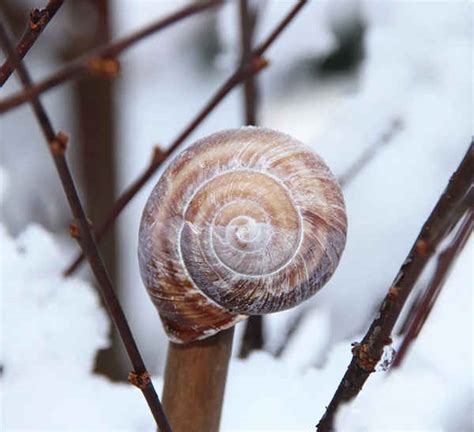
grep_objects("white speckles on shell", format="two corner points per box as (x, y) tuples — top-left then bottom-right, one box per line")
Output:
(138, 127), (347, 343)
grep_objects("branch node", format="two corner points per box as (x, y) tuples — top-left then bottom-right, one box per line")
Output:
(29, 8), (49, 32)
(128, 370), (151, 389)
(251, 55), (269, 73)
(352, 343), (379, 372)
(49, 131), (69, 155)
(69, 222), (80, 239)
(415, 239), (431, 257)
(151, 145), (166, 165)
(388, 286), (399, 299)
(87, 57), (120, 78)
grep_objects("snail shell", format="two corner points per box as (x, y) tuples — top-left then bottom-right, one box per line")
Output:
(138, 127), (347, 343)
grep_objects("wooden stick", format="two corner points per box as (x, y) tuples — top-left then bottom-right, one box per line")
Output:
(162, 328), (235, 432)
(161, 5), (308, 429)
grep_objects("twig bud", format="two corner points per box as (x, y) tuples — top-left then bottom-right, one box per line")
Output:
(28, 8), (49, 31)
(87, 57), (120, 77)
(128, 371), (151, 389)
(251, 55), (269, 73)
(69, 222), (80, 239)
(49, 131), (69, 156)
(151, 145), (166, 166)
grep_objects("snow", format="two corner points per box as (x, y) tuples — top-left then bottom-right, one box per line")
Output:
(1, 0), (473, 430)
(0, 220), (156, 430)
(1, 213), (471, 430)
(0, 217), (472, 429)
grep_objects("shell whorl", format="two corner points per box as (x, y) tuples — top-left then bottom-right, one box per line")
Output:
(138, 127), (347, 343)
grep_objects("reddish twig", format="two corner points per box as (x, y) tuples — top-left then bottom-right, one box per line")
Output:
(316, 142), (474, 431)
(0, 0), (222, 112)
(0, 20), (171, 432)
(0, 0), (64, 87)
(396, 290), (422, 336)
(391, 209), (473, 368)
(64, 0), (308, 277)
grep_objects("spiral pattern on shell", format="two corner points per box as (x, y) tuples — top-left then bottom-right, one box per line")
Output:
(138, 127), (347, 343)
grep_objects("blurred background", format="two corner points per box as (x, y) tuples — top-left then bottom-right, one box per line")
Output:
(0, 1), (472, 428)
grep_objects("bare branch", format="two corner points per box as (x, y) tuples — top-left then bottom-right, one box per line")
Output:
(0, 19), (171, 432)
(0, 0), (64, 87)
(338, 118), (403, 188)
(0, 0), (222, 112)
(64, 0), (308, 277)
(273, 309), (308, 357)
(391, 209), (473, 369)
(316, 141), (474, 431)
(253, 0), (306, 57)
(239, 315), (264, 358)
(239, 0), (258, 126)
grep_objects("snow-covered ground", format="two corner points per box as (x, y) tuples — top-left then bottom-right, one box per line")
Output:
(1, 210), (471, 430)
(1, 0), (472, 430)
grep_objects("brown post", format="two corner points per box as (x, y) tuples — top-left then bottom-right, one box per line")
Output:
(162, 328), (235, 432)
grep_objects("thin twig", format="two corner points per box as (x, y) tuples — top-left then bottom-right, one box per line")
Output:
(0, 0), (222, 112)
(396, 203), (473, 339)
(239, 315), (264, 358)
(391, 209), (473, 369)
(237, 0), (263, 359)
(396, 290), (422, 336)
(316, 141), (474, 431)
(0, 19), (171, 432)
(64, 0), (308, 277)
(0, 0), (64, 87)
(338, 118), (403, 188)
(239, 0), (258, 126)
(273, 309), (308, 357)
